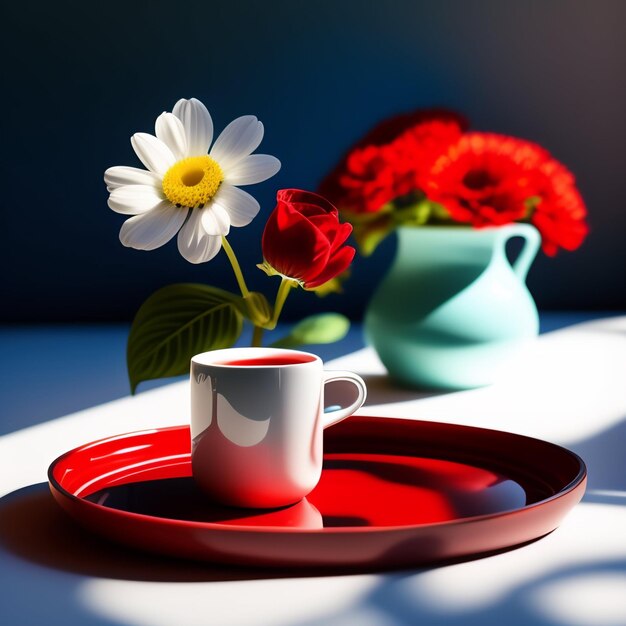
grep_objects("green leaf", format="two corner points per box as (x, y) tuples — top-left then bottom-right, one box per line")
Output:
(270, 313), (350, 348)
(127, 283), (243, 393)
(353, 214), (395, 256)
(429, 201), (451, 221)
(242, 291), (272, 327)
(394, 199), (432, 226)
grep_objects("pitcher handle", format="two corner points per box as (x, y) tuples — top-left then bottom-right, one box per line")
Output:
(499, 224), (541, 283)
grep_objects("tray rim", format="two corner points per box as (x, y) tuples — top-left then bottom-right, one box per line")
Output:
(48, 416), (587, 535)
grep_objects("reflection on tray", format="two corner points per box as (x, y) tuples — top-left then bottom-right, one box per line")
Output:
(85, 453), (530, 529)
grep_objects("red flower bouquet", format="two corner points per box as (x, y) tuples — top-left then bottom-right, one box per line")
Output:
(320, 111), (588, 256)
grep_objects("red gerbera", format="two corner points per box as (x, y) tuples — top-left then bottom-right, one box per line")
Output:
(423, 133), (550, 226)
(319, 110), (466, 215)
(530, 160), (588, 255)
(423, 133), (588, 253)
(321, 112), (588, 256)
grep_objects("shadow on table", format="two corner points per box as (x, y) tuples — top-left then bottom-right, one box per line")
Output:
(0, 483), (297, 583)
(574, 413), (626, 504)
(291, 558), (626, 626)
(361, 373), (455, 407)
(0, 483), (544, 584)
(3, 483), (625, 626)
(359, 315), (626, 409)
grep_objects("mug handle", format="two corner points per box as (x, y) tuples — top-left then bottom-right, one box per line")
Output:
(499, 223), (541, 283)
(322, 370), (367, 429)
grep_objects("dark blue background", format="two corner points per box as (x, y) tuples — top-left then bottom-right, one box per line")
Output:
(2, 0), (624, 322)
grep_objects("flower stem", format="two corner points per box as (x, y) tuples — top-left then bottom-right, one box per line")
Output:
(221, 236), (250, 298)
(252, 325), (264, 347)
(269, 277), (295, 330)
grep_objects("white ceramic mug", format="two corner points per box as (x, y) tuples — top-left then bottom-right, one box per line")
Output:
(190, 347), (367, 508)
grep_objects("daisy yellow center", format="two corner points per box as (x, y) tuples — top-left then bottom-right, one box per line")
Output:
(162, 156), (224, 209)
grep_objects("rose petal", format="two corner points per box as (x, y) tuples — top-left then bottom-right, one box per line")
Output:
(172, 98), (214, 157)
(329, 222), (353, 253)
(294, 200), (348, 250)
(119, 202), (187, 250)
(276, 189), (338, 215)
(303, 214), (336, 247)
(305, 245), (356, 289)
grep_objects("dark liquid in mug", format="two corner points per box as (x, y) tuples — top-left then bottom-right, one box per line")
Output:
(219, 355), (316, 366)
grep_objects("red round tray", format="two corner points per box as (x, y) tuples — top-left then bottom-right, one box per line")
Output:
(48, 417), (586, 571)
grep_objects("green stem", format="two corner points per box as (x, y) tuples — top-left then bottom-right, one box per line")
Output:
(252, 325), (264, 347)
(221, 236), (250, 298)
(268, 277), (295, 330)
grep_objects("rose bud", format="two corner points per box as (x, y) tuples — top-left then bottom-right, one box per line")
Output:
(259, 189), (356, 288)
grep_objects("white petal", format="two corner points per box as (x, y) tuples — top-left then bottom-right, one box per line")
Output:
(131, 133), (176, 176)
(225, 154), (281, 186)
(155, 112), (187, 161)
(200, 203), (231, 236)
(177, 208), (222, 263)
(210, 116), (264, 169)
(214, 183), (260, 228)
(119, 202), (187, 251)
(108, 185), (164, 215)
(172, 98), (213, 157)
(104, 166), (160, 190)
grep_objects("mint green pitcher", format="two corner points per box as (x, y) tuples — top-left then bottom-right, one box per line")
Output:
(364, 224), (541, 389)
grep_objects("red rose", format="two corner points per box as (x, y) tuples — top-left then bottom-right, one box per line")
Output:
(319, 110), (466, 215)
(261, 189), (356, 288)
(424, 133), (550, 226)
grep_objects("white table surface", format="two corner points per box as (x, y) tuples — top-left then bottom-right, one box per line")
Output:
(1, 316), (625, 626)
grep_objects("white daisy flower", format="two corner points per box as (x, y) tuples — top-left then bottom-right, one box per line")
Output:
(105, 98), (281, 263)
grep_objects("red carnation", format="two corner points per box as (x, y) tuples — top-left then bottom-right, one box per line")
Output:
(423, 133), (550, 226)
(261, 189), (355, 288)
(332, 139), (416, 215)
(319, 110), (466, 215)
(530, 160), (588, 255)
